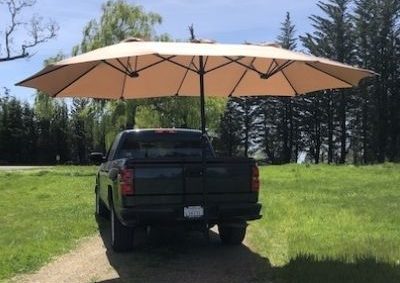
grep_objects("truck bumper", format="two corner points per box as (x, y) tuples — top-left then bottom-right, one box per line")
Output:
(119, 203), (262, 227)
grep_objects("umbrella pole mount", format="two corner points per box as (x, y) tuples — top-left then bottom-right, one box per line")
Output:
(198, 55), (209, 235)
(199, 57), (206, 135)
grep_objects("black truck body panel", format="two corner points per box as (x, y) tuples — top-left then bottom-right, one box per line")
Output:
(96, 129), (262, 227)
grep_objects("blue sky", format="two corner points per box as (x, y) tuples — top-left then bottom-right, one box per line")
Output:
(0, 0), (320, 102)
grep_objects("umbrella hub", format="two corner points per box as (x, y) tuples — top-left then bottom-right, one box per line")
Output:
(121, 37), (144, 43)
(190, 38), (216, 44)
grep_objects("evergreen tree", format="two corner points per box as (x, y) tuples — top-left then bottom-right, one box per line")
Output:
(276, 12), (298, 163)
(277, 12), (297, 50)
(21, 103), (37, 163)
(301, 0), (355, 163)
(216, 98), (243, 156)
(354, 0), (400, 162)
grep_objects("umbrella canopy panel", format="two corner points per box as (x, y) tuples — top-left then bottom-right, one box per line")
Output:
(17, 41), (375, 99)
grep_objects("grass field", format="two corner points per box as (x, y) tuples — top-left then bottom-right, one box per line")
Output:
(0, 164), (399, 282)
(248, 163), (400, 282)
(0, 167), (98, 281)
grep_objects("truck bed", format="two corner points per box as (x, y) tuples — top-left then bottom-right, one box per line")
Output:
(115, 157), (260, 225)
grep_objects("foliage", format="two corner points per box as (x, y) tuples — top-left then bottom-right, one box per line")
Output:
(136, 97), (226, 132)
(224, 1), (400, 164)
(69, 0), (171, 153)
(277, 12), (297, 50)
(72, 0), (163, 55)
(1, 1), (399, 165)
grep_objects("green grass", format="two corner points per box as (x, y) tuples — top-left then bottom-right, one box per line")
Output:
(0, 164), (400, 282)
(0, 166), (97, 281)
(248, 163), (400, 282)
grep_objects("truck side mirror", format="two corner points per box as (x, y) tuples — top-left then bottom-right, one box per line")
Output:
(90, 152), (105, 165)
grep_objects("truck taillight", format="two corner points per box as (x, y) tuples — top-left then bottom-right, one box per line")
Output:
(119, 168), (134, 196)
(251, 165), (260, 192)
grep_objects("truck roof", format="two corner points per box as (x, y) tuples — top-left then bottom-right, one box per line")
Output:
(122, 128), (202, 134)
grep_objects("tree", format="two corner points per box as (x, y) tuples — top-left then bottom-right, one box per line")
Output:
(301, 0), (355, 163)
(135, 97), (226, 131)
(21, 102), (36, 163)
(276, 12), (297, 163)
(70, 98), (93, 163)
(277, 12), (297, 50)
(215, 98), (242, 156)
(353, 0), (400, 162)
(0, 0), (58, 62)
(72, 0), (163, 55)
(72, 0), (167, 152)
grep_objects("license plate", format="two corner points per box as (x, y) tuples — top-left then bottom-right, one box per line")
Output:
(184, 206), (204, 218)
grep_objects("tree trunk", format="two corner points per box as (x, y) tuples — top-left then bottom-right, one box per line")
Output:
(327, 92), (333, 163)
(339, 90), (347, 163)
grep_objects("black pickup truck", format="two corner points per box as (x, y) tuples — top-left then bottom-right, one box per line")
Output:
(91, 128), (262, 252)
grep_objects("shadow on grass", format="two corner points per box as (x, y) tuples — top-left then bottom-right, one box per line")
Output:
(95, 217), (400, 283)
(273, 255), (400, 283)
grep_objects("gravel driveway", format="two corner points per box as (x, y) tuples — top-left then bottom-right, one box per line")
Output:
(10, 219), (271, 283)
(0, 166), (53, 171)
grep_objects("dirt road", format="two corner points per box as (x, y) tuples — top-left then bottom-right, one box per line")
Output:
(10, 219), (271, 283)
(0, 166), (53, 171)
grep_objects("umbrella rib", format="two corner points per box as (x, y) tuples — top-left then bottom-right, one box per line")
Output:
(267, 60), (293, 78)
(52, 62), (101, 97)
(305, 62), (354, 86)
(175, 56), (195, 96)
(265, 60), (275, 76)
(269, 59), (283, 75)
(116, 58), (131, 73)
(154, 54), (198, 73)
(120, 73), (127, 99)
(203, 56), (209, 71)
(281, 68), (299, 96)
(223, 56), (263, 76)
(190, 59), (199, 72)
(134, 56), (138, 71)
(228, 58), (256, 97)
(136, 55), (176, 73)
(16, 64), (68, 86)
(205, 56), (245, 73)
(102, 60), (129, 75)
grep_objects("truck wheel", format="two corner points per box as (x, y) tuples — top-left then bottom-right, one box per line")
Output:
(218, 221), (247, 245)
(95, 188), (108, 218)
(110, 205), (134, 252)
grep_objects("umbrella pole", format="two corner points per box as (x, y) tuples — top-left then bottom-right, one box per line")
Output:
(198, 55), (209, 235)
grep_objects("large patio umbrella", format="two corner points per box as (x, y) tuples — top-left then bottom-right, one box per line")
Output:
(17, 39), (375, 133)
(16, 39), (375, 224)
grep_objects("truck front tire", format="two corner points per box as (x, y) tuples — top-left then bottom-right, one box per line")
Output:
(218, 221), (247, 245)
(110, 205), (134, 252)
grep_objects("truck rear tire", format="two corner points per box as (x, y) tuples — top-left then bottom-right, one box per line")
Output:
(218, 221), (247, 245)
(110, 205), (134, 252)
(95, 188), (109, 218)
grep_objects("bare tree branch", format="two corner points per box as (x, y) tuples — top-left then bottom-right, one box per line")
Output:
(0, 0), (59, 62)
(188, 24), (196, 41)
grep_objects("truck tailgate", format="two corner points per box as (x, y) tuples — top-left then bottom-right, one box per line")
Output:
(126, 158), (255, 201)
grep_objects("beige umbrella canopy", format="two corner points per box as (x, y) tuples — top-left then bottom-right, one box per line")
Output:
(17, 40), (375, 100)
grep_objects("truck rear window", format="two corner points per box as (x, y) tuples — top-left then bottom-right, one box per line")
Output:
(115, 134), (213, 159)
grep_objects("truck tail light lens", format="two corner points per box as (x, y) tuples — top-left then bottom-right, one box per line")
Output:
(120, 168), (134, 196)
(251, 165), (260, 192)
